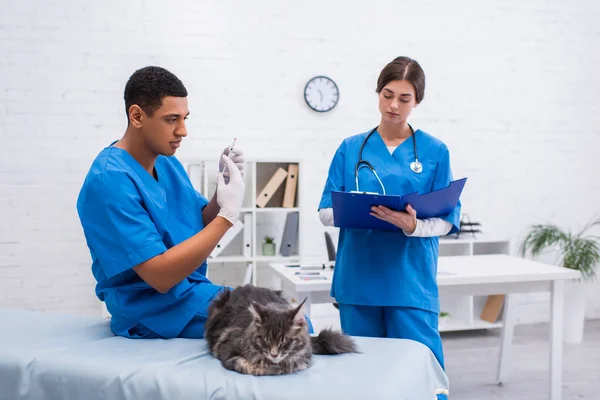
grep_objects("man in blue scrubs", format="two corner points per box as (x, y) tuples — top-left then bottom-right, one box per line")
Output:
(76, 66), (246, 339)
(318, 57), (460, 400)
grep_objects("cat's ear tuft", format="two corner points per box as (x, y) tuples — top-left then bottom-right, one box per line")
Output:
(290, 299), (307, 329)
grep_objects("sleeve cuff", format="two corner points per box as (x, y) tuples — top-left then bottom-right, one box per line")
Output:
(404, 218), (453, 237)
(403, 219), (423, 236)
(319, 208), (335, 227)
(104, 239), (167, 279)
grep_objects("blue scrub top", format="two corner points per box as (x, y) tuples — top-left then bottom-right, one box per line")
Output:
(318, 128), (461, 313)
(76, 142), (223, 338)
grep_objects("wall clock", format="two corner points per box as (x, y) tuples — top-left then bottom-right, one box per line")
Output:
(304, 76), (339, 112)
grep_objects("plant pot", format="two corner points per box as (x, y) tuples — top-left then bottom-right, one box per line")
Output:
(563, 279), (586, 344)
(262, 242), (276, 256)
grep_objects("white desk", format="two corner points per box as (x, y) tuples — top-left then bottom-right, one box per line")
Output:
(269, 254), (580, 400)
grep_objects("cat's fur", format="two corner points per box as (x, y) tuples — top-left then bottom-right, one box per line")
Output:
(204, 284), (358, 376)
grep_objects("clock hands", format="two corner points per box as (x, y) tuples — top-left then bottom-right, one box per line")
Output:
(304, 76), (339, 112)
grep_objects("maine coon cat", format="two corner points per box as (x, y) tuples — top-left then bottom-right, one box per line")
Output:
(204, 284), (358, 376)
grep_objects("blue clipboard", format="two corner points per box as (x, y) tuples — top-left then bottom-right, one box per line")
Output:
(331, 177), (467, 231)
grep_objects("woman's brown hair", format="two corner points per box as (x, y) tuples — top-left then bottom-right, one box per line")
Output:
(376, 56), (425, 104)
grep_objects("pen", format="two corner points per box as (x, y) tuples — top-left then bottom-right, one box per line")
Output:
(295, 271), (320, 275)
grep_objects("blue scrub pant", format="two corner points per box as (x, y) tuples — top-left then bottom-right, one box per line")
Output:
(338, 304), (447, 400)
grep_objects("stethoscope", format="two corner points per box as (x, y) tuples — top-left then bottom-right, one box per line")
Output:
(354, 124), (422, 195)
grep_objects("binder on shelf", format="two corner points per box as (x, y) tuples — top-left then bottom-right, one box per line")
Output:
(280, 212), (299, 257)
(210, 218), (244, 257)
(282, 164), (298, 208)
(243, 262), (253, 285)
(331, 178), (467, 231)
(243, 213), (252, 257)
(256, 167), (288, 208)
(480, 295), (505, 323)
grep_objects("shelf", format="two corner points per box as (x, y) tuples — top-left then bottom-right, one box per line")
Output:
(208, 256), (300, 263)
(439, 237), (510, 244)
(255, 207), (299, 213)
(437, 238), (510, 332)
(183, 159), (302, 287)
(207, 256), (301, 265)
(439, 317), (503, 332)
(255, 256), (300, 262)
(207, 256), (251, 263)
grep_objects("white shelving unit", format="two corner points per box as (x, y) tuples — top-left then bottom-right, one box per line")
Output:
(438, 237), (512, 332)
(184, 159), (302, 288)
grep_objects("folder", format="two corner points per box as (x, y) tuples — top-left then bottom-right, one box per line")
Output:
(256, 167), (288, 208)
(243, 213), (253, 257)
(243, 262), (253, 285)
(210, 218), (244, 257)
(282, 164), (298, 208)
(480, 294), (505, 323)
(280, 212), (299, 256)
(331, 177), (467, 231)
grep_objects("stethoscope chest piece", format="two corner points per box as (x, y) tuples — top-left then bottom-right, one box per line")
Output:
(355, 124), (424, 193)
(410, 160), (423, 174)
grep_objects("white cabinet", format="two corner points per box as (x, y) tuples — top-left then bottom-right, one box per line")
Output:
(438, 237), (511, 332)
(184, 159), (302, 288)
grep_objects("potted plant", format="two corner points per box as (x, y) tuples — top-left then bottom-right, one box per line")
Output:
(520, 217), (600, 343)
(262, 236), (276, 256)
(438, 312), (451, 329)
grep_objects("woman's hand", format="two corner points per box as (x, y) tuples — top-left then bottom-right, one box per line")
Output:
(370, 204), (417, 234)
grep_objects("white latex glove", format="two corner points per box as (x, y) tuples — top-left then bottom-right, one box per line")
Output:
(218, 146), (245, 178)
(216, 155), (246, 225)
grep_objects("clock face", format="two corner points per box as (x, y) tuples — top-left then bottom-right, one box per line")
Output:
(304, 76), (339, 112)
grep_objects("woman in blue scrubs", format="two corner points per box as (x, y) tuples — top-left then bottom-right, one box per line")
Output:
(318, 57), (461, 393)
(76, 66), (247, 339)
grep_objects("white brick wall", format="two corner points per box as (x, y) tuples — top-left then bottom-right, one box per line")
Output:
(1, 0), (599, 322)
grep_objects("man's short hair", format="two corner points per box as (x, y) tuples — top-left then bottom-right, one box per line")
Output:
(124, 66), (188, 120)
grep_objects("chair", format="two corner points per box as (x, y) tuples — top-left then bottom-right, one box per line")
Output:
(324, 231), (336, 261)
(324, 232), (339, 310)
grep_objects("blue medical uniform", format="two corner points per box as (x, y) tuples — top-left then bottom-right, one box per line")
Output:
(76, 142), (224, 339)
(319, 128), (461, 380)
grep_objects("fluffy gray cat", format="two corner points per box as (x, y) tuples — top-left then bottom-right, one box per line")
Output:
(204, 284), (358, 376)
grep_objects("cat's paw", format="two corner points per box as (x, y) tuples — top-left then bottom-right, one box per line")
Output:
(226, 357), (268, 376)
(281, 362), (309, 375)
(294, 362), (309, 372)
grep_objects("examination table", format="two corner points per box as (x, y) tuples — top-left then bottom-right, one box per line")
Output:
(0, 309), (449, 400)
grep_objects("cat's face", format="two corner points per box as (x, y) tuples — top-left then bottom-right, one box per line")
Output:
(248, 301), (308, 364)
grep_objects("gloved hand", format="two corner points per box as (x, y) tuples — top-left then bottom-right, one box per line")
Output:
(218, 146), (245, 178)
(216, 155), (246, 225)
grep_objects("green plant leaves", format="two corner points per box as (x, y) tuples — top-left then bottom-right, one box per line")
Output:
(520, 219), (600, 281)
